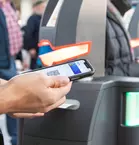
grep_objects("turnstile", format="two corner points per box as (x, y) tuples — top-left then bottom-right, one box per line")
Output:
(18, 1), (139, 145)
(39, 0), (107, 77)
(22, 76), (139, 145)
(18, 0), (107, 144)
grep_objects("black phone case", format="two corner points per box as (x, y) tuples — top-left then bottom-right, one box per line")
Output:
(21, 59), (95, 81)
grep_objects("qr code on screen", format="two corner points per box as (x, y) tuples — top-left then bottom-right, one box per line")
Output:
(47, 70), (60, 76)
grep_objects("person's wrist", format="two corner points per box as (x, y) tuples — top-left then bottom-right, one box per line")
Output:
(0, 86), (13, 114)
(0, 82), (20, 114)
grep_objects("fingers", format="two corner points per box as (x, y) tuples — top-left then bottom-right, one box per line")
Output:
(41, 74), (70, 88)
(9, 113), (45, 118)
(45, 96), (66, 113)
(59, 82), (72, 94)
(52, 82), (72, 97)
(44, 82), (72, 106)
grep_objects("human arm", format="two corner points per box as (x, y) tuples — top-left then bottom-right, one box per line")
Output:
(0, 73), (72, 117)
(0, 86), (44, 118)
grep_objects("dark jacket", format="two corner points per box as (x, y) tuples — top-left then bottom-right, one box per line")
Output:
(0, 9), (10, 68)
(105, 3), (139, 77)
(24, 14), (42, 53)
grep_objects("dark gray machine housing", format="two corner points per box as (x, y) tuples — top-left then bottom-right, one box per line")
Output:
(40, 0), (107, 77)
(19, 1), (139, 145)
(23, 76), (139, 145)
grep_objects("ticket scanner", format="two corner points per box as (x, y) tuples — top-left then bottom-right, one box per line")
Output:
(22, 76), (139, 145)
(39, 0), (107, 77)
(18, 1), (139, 145)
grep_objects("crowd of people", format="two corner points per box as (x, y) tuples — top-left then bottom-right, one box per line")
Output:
(16, 0), (47, 71)
(0, 0), (48, 144)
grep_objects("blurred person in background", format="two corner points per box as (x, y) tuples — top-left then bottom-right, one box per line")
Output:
(24, 0), (47, 70)
(21, 25), (31, 71)
(0, 0), (23, 145)
(15, 10), (30, 72)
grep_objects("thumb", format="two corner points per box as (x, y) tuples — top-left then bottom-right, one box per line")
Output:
(42, 75), (70, 88)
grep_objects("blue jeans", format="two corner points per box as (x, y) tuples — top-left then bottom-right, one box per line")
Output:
(0, 57), (17, 145)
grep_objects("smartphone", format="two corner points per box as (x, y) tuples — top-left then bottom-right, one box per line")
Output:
(25, 59), (95, 81)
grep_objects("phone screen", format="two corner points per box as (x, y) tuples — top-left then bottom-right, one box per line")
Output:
(41, 60), (92, 77)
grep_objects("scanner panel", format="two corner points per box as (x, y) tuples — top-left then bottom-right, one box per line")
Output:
(23, 83), (101, 142)
(23, 136), (90, 145)
(118, 87), (139, 145)
(90, 87), (119, 145)
(23, 77), (139, 145)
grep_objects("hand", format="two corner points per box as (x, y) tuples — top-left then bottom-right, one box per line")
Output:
(8, 112), (45, 119)
(5, 72), (72, 114)
(29, 49), (36, 58)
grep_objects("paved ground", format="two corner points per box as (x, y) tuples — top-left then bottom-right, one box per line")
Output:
(0, 114), (11, 145)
